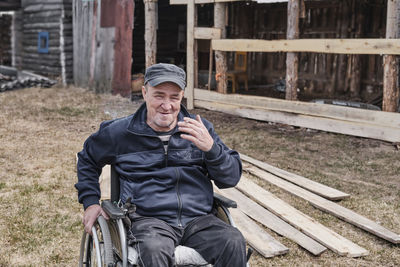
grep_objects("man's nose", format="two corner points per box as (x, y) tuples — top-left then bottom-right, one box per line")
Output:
(160, 101), (172, 110)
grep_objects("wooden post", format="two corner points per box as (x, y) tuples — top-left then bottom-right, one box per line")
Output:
(186, 1), (195, 109)
(350, 3), (363, 98)
(337, 2), (350, 93)
(214, 3), (227, 94)
(112, 0), (134, 97)
(383, 0), (400, 112)
(286, 0), (300, 100)
(144, 0), (157, 68)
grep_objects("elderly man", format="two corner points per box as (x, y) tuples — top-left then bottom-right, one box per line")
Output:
(75, 63), (246, 266)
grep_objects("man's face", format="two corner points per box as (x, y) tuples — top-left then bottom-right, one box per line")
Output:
(142, 82), (184, 132)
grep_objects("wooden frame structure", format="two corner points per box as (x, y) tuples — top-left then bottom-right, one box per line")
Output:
(171, 0), (400, 142)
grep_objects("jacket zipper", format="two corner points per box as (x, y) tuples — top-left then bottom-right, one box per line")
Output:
(165, 137), (183, 227)
(175, 167), (183, 227)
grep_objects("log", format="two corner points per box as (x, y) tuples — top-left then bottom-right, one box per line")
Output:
(349, 2), (363, 98)
(240, 153), (349, 200)
(144, 0), (157, 68)
(186, 1), (195, 109)
(286, 0), (300, 100)
(236, 176), (369, 257)
(214, 2), (227, 94)
(382, 0), (400, 112)
(245, 165), (400, 244)
(215, 187), (327, 256)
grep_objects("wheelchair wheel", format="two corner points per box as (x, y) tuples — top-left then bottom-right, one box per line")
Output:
(79, 216), (114, 267)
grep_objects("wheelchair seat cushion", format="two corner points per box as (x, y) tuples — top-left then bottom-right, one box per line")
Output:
(128, 245), (210, 266)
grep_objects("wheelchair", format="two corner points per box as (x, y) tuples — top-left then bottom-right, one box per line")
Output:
(78, 166), (252, 267)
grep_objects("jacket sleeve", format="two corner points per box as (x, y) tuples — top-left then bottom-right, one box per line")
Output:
(203, 119), (242, 188)
(75, 120), (117, 209)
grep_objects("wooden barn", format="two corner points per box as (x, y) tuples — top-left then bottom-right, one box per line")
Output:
(71, 0), (400, 142)
(72, 0), (187, 96)
(0, 0), (73, 85)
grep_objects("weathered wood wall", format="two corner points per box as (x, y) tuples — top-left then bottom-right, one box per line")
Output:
(0, 14), (12, 66)
(73, 0), (133, 96)
(228, 0), (388, 102)
(20, 0), (73, 84)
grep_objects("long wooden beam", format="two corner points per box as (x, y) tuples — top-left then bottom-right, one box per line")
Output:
(185, 1), (195, 109)
(211, 38), (400, 55)
(215, 187), (327, 255)
(240, 153), (349, 200)
(195, 99), (400, 142)
(237, 176), (369, 257)
(246, 166), (400, 244)
(194, 89), (400, 128)
(229, 208), (289, 258)
(170, 0), (242, 4)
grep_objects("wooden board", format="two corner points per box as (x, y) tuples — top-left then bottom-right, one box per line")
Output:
(100, 165), (111, 200)
(228, 207), (289, 258)
(185, 1), (195, 109)
(194, 89), (400, 128)
(170, 0), (243, 4)
(236, 176), (369, 257)
(194, 100), (400, 143)
(215, 187), (327, 256)
(240, 153), (350, 200)
(211, 38), (400, 55)
(245, 166), (400, 244)
(194, 27), (221, 39)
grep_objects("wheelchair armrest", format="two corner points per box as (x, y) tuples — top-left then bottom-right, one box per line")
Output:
(213, 192), (237, 208)
(101, 200), (126, 220)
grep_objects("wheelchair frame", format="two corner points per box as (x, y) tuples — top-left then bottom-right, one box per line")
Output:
(78, 165), (248, 267)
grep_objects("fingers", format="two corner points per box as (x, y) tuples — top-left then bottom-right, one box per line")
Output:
(82, 204), (108, 234)
(178, 115), (214, 152)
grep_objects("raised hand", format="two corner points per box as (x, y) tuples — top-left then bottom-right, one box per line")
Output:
(178, 115), (214, 152)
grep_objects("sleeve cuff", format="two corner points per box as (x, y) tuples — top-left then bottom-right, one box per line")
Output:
(205, 142), (221, 160)
(83, 195), (100, 210)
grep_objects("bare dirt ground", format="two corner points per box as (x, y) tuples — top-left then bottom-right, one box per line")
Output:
(0, 86), (399, 266)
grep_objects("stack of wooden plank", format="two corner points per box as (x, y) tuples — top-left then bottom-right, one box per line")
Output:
(215, 153), (400, 259)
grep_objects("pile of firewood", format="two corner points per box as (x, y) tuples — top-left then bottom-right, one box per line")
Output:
(0, 72), (56, 92)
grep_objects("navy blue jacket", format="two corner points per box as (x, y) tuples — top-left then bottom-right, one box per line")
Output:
(75, 103), (242, 227)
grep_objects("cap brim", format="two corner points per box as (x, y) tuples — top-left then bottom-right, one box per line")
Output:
(147, 76), (186, 91)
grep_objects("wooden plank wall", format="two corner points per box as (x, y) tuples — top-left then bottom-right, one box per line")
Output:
(0, 14), (12, 66)
(73, 0), (94, 88)
(20, 0), (73, 83)
(11, 11), (23, 69)
(228, 0), (387, 102)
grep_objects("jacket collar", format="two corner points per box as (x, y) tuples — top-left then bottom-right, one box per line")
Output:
(127, 102), (191, 136)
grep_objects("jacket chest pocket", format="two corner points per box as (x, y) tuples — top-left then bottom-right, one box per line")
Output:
(116, 149), (165, 171)
(167, 149), (204, 166)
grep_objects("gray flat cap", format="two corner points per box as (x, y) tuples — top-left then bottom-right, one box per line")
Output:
(144, 63), (186, 90)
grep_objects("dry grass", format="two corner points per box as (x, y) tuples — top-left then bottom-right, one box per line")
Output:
(0, 86), (398, 266)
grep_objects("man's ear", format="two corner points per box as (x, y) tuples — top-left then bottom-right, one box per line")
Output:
(141, 86), (147, 100)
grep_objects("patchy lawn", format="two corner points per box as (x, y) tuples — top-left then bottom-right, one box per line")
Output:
(0, 86), (398, 266)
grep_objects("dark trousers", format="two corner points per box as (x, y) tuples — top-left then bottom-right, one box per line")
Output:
(128, 214), (247, 267)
